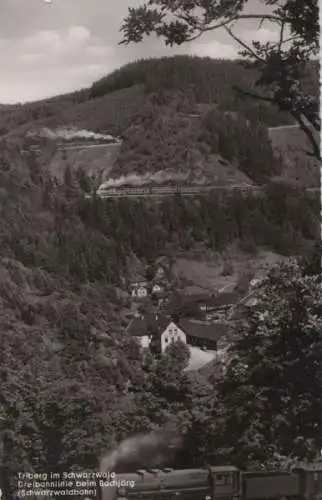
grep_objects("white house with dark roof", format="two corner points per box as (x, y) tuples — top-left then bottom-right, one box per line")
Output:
(151, 283), (163, 294)
(125, 313), (186, 353)
(130, 281), (148, 299)
(125, 313), (228, 355)
(161, 321), (186, 352)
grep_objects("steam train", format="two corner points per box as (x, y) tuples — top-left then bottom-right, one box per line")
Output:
(98, 462), (322, 500)
(94, 183), (256, 198)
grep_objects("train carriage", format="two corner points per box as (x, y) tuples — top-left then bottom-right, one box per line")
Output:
(242, 471), (300, 500)
(293, 462), (322, 500)
(98, 462), (322, 500)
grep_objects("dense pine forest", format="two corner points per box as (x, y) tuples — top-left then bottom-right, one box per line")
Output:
(0, 55), (321, 495)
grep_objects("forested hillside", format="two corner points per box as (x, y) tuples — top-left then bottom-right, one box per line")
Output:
(1, 142), (320, 491)
(0, 55), (321, 495)
(111, 92), (283, 185)
(1, 55), (318, 136)
(1, 56), (319, 188)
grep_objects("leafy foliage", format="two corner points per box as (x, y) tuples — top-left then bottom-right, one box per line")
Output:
(215, 259), (322, 466)
(164, 340), (191, 371)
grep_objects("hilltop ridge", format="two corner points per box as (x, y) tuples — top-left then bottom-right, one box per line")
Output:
(1, 55), (319, 189)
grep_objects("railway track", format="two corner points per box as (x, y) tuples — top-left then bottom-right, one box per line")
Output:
(84, 183), (320, 199)
(85, 184), (262, 199)
(23, 142), (120, 153)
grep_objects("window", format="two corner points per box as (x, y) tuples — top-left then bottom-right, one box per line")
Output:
(164, 336), (169, 343)
(215, 474), (232, 486)
(215, 474), (227, 486)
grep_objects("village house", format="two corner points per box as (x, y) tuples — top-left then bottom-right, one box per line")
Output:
(206, 291), (241, 319)
(130, 281), (148, 300)
(195, 296), (219, 314)
(125, 312), (229, 355)
(178, 291), (241, 321)
(125, 313), (186, 354)
(150, 290), (169, 309)
(178, 319), (228, 351)
(161, 321), (187, 352)
(151, 283), (163, 294)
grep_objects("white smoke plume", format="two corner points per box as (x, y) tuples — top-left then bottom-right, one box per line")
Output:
(100, 426), (182, 473)
(38, 127), (120, 142)
(98, 171), (189, 190)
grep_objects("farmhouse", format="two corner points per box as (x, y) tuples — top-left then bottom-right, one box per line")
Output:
(151, 283), (163, 294)
(125, 313), (228, 355)
(125, 313), (186, 354)
(178, 319), (228, 351)
(175, 293), (213, 319)
(198, 291), (241, 320)
(130, 281), (148, 299)
(151, 290), (169, 309)
(193, 296), (220, 314)
(178, 292), (240, 321)
(210, 291), (241, 311)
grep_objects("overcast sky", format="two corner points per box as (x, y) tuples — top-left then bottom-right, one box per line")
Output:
(0, 0), (279, 104)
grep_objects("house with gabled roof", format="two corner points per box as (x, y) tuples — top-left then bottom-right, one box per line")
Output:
(150, 289), (170, 309)
(199, 291), (242, 320)
(125, 312), (229, 356)
(178, 319), (228, 351)
(151, 283), (163, 294)
(210, 291), (241, 310)
(125, 313), (186, 354)
(130, 281), (149, 300)
(178, 291), (240, 321)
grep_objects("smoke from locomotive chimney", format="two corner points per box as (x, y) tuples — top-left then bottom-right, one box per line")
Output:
(100, 426), (181, 473)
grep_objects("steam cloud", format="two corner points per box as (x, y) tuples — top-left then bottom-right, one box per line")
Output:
(34, 127), (120, 142)
(100, 426), (182, 473)
(98, 171), (189, 190)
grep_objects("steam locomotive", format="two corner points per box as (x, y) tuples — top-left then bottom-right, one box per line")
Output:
(98, 462), (322, 500)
